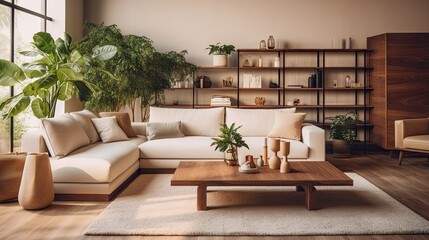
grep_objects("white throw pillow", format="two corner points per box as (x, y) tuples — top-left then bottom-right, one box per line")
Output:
(146, 121), (185, 140)
(267, 112), (306, 140)
(225, 108), (296, 137)
(91, 117), (129, 143)
(40, 113), (91, 158)
(70, 110), (100, 143)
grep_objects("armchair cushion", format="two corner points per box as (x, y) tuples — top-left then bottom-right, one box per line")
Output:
(403, 135), (429, 151)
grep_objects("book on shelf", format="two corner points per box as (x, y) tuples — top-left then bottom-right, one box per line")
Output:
(210, 95), (231, 106)
(286, 84), (304, 88)
(242, 74), (262, 88)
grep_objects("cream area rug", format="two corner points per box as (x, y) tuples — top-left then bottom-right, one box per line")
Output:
(85, 173), (429, 236)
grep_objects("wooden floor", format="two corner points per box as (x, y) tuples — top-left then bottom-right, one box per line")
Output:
(0, 153), (428, 240)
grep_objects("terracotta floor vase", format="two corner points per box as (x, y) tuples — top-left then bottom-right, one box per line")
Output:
(18, 152), (54, 210)
(0, 152), (26, 202)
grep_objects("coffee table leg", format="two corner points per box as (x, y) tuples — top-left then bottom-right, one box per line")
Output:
(304, 185), (317, 210)
(197, 185), (207, 211)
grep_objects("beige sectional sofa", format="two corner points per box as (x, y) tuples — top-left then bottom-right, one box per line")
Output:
(22, 107), (325, 200)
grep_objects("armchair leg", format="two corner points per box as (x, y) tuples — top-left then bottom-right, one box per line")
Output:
(398, 151), (404, 166)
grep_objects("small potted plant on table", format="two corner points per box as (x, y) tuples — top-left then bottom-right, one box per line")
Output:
(211, 123), (248, 166)
(206, 42), (235, 67)
(326, 112), (359, 158)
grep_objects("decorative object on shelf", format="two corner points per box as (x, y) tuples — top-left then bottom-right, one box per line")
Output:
(286, 101), (294, 106)
(254, 97), (266, 106)
(279, 140), (291, 173)
(245, 155), (257, 168)
(267, 35), (275, 49)
(308, 74), (317, 88)
(346, 37), (352, 49)
(352, 82), (361, 88)
(194, 76), (212, 88)
(257, 155), (264, 167)
(316, 69), (324, 88)
(274, 57), (280, 67)
(243, 59), (252, 67)
(333, 79), (338, 88)
(269, 81), (279, 88)
(211, 123), (249, 166)
(222, 76), (234, 88)
(243, 74), (262, 88)
(18, 152), (54, 210)
(262, 138), (268, 165)
(173, 101), (179, 105)
(293, 98), (300, 106)
(268, 138), (281, 169)
(258, 56), (263, 67)
(326, 112), (359, 158)
(286, 84), (303, 88)
(259, 40), (266, 49)
(0, 152), (26, 202)
(345, 75), (352, 88)
(206, 42), (235, 67)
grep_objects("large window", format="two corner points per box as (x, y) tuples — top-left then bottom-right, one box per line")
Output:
(0, 0), (52, 153)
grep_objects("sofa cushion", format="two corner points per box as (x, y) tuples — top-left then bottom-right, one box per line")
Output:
(139, 136), (223, 159)
(91, 117), (129, 143)
(70, 110), (100, 143)
(225, 108), (296, 137)
(40, 113), (90, 158)
(146, 121), (184, 140)
(267, 112), (306, 140)
(99, 112), (137, 137)
(149, 107), (224, 136)
(403, 135), (429, 151)
(240, 137), (308, 160)
(50, 138), (145, 183)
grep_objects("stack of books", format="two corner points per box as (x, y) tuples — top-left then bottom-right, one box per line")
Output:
(210, 96), (231, 106)
(242, 74), (262, 88)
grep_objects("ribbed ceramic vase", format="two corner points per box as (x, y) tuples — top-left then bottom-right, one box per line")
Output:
(18, 152), (54, 210)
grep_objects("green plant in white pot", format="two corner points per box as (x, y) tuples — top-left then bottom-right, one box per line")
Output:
(0, 32), (117, 119)
(326, 112), (359, 158)
(206, 42), (235, 67)
(211, 123), (248, 166)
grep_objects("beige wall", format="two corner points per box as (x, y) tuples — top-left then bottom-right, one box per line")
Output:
(84, 0), (429, 65)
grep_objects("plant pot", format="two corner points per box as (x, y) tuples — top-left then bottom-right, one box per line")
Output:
(224, 146), (238, 166)
(332, 139), (351, 158)
(213, 54), (227, 67)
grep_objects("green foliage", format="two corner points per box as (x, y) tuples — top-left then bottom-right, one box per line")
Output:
(0, 32), (117, 119)
(326, 112), (360, 142)
(211, 123), (249, 152)
(206, 42), (235, 55)
(75, 22), (196, 115)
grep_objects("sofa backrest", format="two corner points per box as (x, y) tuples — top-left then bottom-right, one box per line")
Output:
(149, 107), (224, 136)
(225, 108), (296, 137)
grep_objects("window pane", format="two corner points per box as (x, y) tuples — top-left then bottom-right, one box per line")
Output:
(0, 5), (11, 153)
(13, 11), (45, 151)
(15, 0), (44, 14)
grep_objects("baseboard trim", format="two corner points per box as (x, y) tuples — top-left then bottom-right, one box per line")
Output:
(140, 168), (176, 174)
(54, 169), (140, 202)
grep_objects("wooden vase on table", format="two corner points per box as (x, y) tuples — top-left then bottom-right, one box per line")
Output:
(280, 140), (291, 173)
(18, 152), (54, 210)
(268, 138), (281, 169)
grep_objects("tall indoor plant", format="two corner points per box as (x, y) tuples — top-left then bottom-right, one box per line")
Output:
(211, 123), (249, 166)
(0, 32), (117, 119)
(206, 42), (235, 67)
(326, 112), (359, 157)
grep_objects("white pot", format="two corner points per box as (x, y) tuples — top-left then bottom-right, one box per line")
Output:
(213, 54), (227, 67)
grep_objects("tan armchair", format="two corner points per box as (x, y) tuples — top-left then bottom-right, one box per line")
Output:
(395, 118), (429, 165)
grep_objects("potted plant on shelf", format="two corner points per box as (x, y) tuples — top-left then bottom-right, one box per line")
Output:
(326, 112), (359, 158)
(206, 42), (235, 67)
(211, 123), (249, 166)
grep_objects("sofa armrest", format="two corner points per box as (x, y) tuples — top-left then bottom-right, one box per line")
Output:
(22, 129), (48, 153)
(395, 118), (429, 149)
(131, 122), (148, 136)
(301, 124), (325, 161)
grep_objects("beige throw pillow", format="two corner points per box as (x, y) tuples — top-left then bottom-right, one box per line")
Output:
(146, 121), (185, 140)
(91, 117), (129, 143)
(70, 110), (100, 143)
(267, 112), (306, 140)
(40, 113), (91, 158)
(99, 112), (137, 138)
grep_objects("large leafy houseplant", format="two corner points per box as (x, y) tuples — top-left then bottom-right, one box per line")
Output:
(326, 112), (359, 157)
(211, 123), (249, 166)
(0, 32), (117, 119)
(75, 22), (196, 121)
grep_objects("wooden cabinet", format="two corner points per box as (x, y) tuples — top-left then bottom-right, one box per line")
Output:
(368, 33), (429, 150)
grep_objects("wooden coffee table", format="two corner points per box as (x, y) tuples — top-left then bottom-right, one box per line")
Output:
(171, 161), (353, 211)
